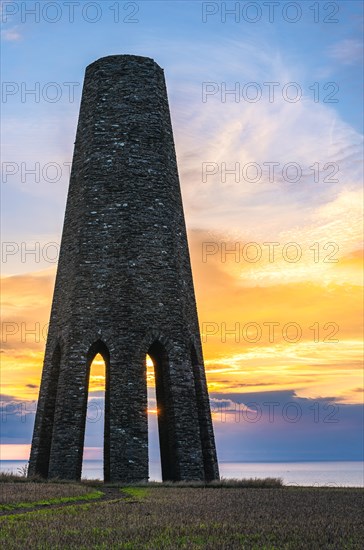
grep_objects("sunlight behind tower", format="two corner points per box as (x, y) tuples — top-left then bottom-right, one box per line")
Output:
(146, 354), (162, 481)
(81, 353), (105, 479)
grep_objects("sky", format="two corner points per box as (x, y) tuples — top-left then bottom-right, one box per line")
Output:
(1, 0), (363, 467)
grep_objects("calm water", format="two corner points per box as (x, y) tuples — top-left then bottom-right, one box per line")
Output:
(1, 461), (363, 487)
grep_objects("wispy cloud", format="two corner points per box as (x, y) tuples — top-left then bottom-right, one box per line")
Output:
(327, 39), (363, 65)
(1, 26), (21, 42)
(169, 41), (363, 246)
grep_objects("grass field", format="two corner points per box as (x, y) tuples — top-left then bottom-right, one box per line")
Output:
(0, 478), (363, 549)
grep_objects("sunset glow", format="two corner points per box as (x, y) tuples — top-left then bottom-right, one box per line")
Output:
(1, 0), (362, 464)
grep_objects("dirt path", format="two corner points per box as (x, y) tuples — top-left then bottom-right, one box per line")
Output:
(0, 487), (125, 517)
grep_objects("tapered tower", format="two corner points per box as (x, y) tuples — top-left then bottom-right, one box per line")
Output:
(28, 55), (219, 482)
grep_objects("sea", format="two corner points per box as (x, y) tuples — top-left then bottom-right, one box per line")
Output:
(1, 461), (363, 487)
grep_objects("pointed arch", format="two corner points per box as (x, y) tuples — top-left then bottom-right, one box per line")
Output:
(87, 339), (110, 365)
(139, 329), (175, 358)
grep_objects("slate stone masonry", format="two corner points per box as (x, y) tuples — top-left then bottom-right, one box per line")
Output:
(28, 55), (219, 482)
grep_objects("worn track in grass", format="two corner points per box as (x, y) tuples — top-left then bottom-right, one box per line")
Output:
(0, 487), (125, 517)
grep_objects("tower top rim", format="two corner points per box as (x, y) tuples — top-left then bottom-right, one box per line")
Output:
(86, 55), (164, 72)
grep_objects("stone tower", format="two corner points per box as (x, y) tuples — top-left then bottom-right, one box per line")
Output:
(28, 55), (219, 483)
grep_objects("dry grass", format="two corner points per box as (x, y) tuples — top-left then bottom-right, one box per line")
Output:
(125, 477), (284, 488)
(0, 471), (38, 483)
(0, 484), (363, 549)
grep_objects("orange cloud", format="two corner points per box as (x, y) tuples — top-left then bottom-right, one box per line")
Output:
(188, 229), (363, 403)
(1, 234), (362, 407)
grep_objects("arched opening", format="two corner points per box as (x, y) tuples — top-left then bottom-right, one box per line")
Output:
(146, 354), (162, 481)
(147, 341), (178, 481)
(81, 340), (110, 481)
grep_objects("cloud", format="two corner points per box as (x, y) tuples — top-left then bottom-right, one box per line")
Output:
(1, 269), (55, 400)
(0, 394), (36, 445)
(164, 40), (363, 246)
(2, 390), (362, 463)
(1, 26), (21, 42)
(328, 39), (363, 65)
(0, 393), (24, 403)
(2, 236), (362, 405)
(210, 390), (363, 462)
